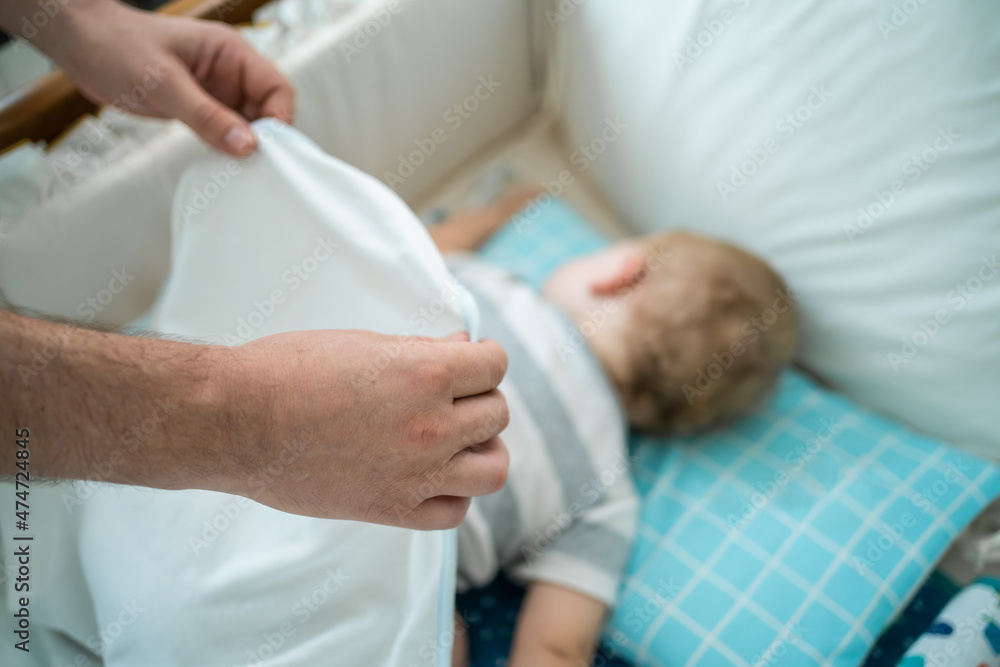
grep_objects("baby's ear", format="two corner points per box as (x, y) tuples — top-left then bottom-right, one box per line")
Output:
(591, 250), (648, 296)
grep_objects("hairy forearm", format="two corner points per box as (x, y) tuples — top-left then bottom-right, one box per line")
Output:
(0, 309), (244, 492)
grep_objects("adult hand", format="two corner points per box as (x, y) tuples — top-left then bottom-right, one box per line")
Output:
(219, 330), (510, 530)
(2, 311), (509, 529)
(6, 0), (294, 156)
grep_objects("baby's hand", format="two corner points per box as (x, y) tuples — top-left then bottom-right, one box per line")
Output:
(428, 186), (545, 254)
(496, 186), (547, 223)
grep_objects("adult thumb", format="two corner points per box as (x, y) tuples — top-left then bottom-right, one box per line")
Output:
(162, 71), (257, 156)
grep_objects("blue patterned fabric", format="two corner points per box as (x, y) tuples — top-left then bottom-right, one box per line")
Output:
(862, 571), (959, 666)
(455, 197), (1000, 667)
(608, 375), (1000, 667)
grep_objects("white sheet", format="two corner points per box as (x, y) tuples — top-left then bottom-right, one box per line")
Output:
(8, 119), (474, 667)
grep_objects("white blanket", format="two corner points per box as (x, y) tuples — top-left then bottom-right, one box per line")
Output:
(4, 119), (471, 667)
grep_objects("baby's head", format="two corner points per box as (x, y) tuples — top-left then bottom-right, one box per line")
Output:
(542, 231), (797, 433)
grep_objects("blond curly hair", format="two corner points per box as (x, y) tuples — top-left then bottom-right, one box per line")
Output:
(612, 231), (798, 433)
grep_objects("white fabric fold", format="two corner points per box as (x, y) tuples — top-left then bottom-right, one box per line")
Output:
(78, 118), (471, 667)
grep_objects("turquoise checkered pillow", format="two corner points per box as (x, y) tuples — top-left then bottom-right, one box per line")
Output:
(476, 197), (1000, 666)
(478, 196), (609, 290)
(611, 374), (1000, 666)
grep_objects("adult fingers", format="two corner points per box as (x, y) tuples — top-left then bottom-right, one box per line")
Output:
(430, 338), (508, 398)
(255, 74), (296, 125)
(401, 495), (472, 531)
(446, 389), (510, 449)
(156, 64), (257, 156)
(189, 26), (247, 112)
(229, 35), (295, 123)
(436, 435), (509, 498)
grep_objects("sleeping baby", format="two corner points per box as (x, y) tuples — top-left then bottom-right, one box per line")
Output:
(427, 190), (799, 667)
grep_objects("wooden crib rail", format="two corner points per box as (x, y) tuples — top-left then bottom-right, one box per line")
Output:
(0, 0), (272, 153)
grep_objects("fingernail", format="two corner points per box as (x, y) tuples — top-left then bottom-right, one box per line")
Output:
(223, 125), (256, 155)
(446, 331), (470, 342)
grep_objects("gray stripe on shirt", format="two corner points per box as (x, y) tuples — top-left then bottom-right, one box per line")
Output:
(464, 284), (603, 516)
(549, 520), (632, 579)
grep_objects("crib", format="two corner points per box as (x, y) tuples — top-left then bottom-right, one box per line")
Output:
(2, 0), (1000, 665)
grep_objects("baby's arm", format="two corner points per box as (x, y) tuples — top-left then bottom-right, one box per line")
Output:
(428, 188), (541, 253)
(508, 582), (607, 667)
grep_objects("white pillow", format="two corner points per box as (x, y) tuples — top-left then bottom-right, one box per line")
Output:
(555, 0), (1000, 459)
